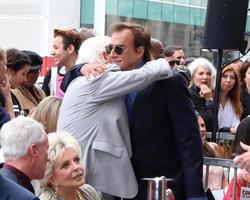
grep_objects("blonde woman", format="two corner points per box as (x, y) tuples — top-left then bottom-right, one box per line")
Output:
(39, 132), (100, 200)
(30, 96), (61, 133)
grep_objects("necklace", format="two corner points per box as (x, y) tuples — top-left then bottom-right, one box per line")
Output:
(77, 189), (84, 200)
(51, 188), (84, 200)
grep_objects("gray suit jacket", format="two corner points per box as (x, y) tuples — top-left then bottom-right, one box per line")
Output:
(57, 59), (172, 198)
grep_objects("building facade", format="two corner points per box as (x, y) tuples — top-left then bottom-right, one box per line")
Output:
(81, 0), (250, 57)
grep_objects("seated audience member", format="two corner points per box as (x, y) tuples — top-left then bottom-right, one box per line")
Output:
(12, 50), (45, 115)
(239, 60), (250, 120)
(218, 65), (242, 134)
(0, 173), (39, 200)
(30, 96), (62, 133)
(39, 131), (100, 200)
(224, 116), (250, 200)
(0, 116), (48, 193)
(0, 48), (31, 117)
(197, 113), (228, 190)
(0, 47), (10, 127)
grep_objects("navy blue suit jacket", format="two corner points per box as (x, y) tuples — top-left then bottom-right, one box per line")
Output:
(129, 73), (205, 199)
(0, 174), (38, 200)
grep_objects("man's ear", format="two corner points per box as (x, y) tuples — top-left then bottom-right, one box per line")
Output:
(98, 51), (109, 64)
(28, 143), (39, 158)
(135, 46), (145, 59)
(67, 44), (75, 54)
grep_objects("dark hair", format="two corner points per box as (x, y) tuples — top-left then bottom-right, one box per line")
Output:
(111, 22), (151, 62)
(240, 60), (250, 85)
(163, 47), (175, 57)
(235, 116), (250, 155)
(6, 48), (31, 72)
(54, 29), (82, 54)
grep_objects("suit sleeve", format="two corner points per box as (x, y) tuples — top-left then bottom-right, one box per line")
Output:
(0, 106), (10, 128)
(88, 59), (172, 103)
(166, 74), (205, 198)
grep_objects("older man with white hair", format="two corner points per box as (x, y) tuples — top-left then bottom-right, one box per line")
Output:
(57, 35), (172, 199)
(0, 116), (48, 194)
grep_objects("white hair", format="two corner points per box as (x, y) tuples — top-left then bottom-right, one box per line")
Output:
(0, 116), (46, 160)
(75, 35), (111, 64)
(188, 57), (217, 89)
(41, 131), (82, 189)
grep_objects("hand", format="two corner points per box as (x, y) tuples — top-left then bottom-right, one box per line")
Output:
(80, 63), (107, 80)
(0, 77), (11, 99)
(199, 84), (213, 100)
(234, 142), (250, 172)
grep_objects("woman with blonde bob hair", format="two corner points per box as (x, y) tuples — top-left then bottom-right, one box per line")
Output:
(29, 96), (62, 133)
(39, 131), (100, 200)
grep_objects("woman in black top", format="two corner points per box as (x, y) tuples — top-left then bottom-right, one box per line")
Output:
(188, 57), (216, 131)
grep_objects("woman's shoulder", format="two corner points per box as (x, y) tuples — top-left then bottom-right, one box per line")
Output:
(80, 184), (100, 200)
(39, 190), (55, 200)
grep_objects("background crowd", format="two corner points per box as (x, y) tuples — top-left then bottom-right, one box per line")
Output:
(1, 21), (250, 200)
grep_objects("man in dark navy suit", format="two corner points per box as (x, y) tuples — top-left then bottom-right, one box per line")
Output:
(60, 22), (206, 200)
(0, 174), (39, 200)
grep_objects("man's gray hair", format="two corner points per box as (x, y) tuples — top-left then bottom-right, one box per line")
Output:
(0, 116), (46, 160)
(75, 35), (110, 64)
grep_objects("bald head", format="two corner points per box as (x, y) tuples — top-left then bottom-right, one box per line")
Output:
(150, 38), (164, 59)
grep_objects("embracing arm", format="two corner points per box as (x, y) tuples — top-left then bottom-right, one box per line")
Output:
(89, 58), (172, 103)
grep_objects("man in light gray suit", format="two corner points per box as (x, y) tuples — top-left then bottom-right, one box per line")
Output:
(57, 30), (172, 199)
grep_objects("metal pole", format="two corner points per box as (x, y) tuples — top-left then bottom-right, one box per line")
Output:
(211, 49), (223, 142)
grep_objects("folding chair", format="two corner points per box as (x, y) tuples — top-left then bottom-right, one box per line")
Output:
(203, 157), (239, 200)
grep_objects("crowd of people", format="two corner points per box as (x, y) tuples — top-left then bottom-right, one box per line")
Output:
(1, 21), (250, 200)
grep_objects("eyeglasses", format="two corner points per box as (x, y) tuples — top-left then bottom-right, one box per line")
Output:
(168, 60), (180, 67)
(105, 45), (126, 55)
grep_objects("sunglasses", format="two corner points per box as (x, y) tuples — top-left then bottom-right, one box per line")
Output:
(105, 45), (126, 55)
(169, 60), (180, 67)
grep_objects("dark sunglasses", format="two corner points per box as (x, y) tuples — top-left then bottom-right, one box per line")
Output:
(169, 60), (180, 67)
(105, 45), (125, 55)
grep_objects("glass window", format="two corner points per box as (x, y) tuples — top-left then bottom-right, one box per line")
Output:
(133, 0), (148, 19)
(190, 7), (201, 26)
(148, 1), (161, 21)
(201, 0), (208, 7)
(162, 3), (174, 23)
(80, 0), (94, 27)
(118, 0), (133, 18)
(190, 0), (201, 6)
(174, 0), (189, 5)
(106, 0), (118, 16)
(174, 5), (189, 24)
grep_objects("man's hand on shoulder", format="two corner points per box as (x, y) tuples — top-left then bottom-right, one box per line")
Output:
(80, 63), (108, 80)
